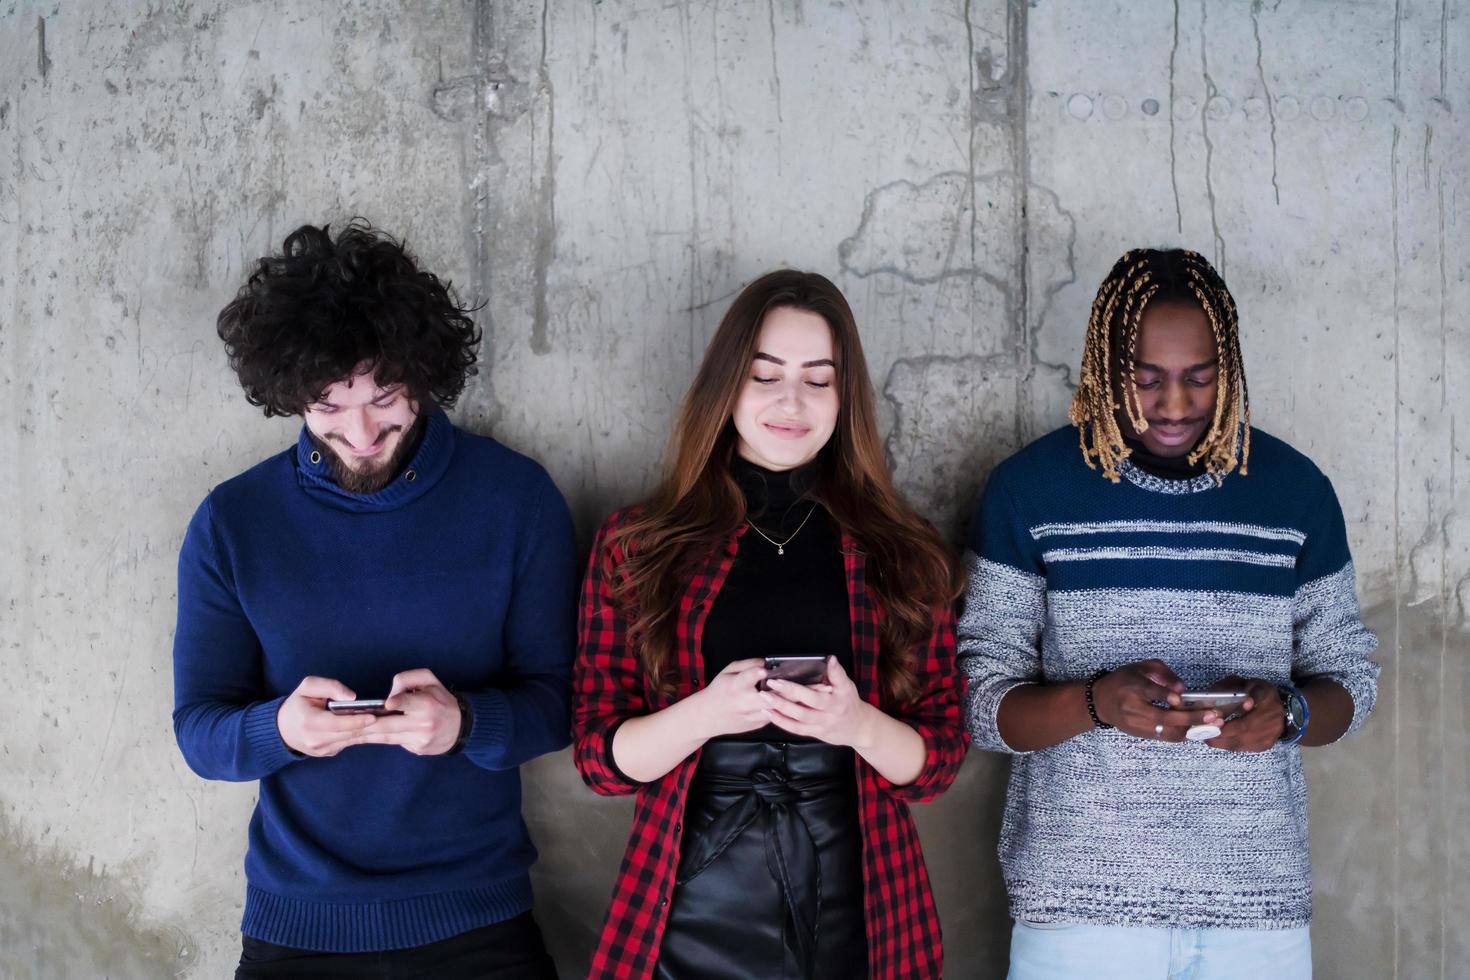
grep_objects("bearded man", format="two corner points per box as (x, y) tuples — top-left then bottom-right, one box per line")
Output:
(172, 221), (575, 979)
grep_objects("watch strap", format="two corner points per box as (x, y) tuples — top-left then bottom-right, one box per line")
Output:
(445, 692), (473, 755)
(1277, 684), (1309, 745)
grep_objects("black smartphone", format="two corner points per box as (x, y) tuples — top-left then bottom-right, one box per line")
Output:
(325, 698), (402, 716)
(757, 656), (829, 691)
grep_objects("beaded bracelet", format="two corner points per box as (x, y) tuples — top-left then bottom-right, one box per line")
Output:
(1085, 670), (1113, 729)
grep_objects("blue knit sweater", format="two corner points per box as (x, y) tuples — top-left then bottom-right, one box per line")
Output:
(958, 425), (1379, 929)
(172, 409), (577, 952)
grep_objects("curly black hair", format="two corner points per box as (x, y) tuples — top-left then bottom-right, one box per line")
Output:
(217, 220), (481, 417)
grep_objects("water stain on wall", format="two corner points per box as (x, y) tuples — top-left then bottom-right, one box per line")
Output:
(0, 810), (192, 979)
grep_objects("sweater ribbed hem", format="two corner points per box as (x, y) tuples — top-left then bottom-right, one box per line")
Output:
(241, 876), (533, 952)
(242, 697), (299, 775)
(1008, 881), (1312, 931)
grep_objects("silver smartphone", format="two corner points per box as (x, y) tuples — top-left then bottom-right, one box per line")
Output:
(1176, 689), (1249, 712)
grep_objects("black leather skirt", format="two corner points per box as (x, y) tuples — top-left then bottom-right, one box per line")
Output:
(653, 740), (867, 980)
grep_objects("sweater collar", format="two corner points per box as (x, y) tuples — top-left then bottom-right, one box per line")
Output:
(294, 407), (455, 512)
(1120, 434), (1207, 480)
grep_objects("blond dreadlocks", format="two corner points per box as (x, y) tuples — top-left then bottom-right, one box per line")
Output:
(1068, 248), (1251, 483)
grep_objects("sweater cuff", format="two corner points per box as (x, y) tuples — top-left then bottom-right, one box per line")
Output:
(243, 696), (301, 774)
(460, 689), (511, 757)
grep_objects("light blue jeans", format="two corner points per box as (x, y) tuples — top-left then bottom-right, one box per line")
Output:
(1007, 921), (1312, 980)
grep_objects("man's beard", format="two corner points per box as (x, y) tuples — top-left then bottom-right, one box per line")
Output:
(310, 414), (427, 494)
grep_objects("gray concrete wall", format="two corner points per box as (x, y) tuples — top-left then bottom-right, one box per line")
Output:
(1, 1), (1464, 976)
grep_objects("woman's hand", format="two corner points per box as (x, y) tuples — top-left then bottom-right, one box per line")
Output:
(762, 657), (876, 748)
(689, 658), (772, 739)
(1204, 676), (1283, 752)
(1091, 659), (1223, 743)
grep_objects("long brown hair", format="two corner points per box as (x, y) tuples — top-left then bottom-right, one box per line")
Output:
(606, 270), (960, 705)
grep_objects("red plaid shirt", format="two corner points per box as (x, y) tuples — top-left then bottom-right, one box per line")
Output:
(574, 509), (966, 979)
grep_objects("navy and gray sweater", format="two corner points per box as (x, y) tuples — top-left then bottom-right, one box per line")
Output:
(172, 409), (577, 952)
(957, 425), (1380, 930)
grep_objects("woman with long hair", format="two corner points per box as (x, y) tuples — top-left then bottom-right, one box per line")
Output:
(574, 269), (965, 980)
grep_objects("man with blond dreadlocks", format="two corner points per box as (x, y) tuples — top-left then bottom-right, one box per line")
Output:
(958, 248), (1379, 979)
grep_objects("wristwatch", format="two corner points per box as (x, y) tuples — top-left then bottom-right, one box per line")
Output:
(1277, 684), (1309, 745)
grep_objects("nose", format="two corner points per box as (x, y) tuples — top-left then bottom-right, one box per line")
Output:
(1156, 380), (1193, 419)
(777, 379), (804, 413)
(343, 409), (378, 450)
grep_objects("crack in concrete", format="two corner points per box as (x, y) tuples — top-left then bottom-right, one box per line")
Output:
(838, 171), (1006, 288)
(1026, 182), (1078, 393)
(1007, 0), (1029, 440)
(1423, 124), (1433, 193)
(965, 0), (977, 271)
(1389, 126), (1402, 965)
(1393, 0), (1403, 108)
(1250, 1), (1281, 206)
(1439, 154), (1447, 411)
(879, 351), (1043, 535)
(37, 16), (51, 81)
(467, 0), (500, 427)
(880, 352), (1011, 468)
(1168, 0), (1183, 234)
(678, 2), (703, 371)
(1198, 0), (1225, 277)
(1440, 0), (1450, 105)
(530, 0), (557, 356)
(767, 0), (783, 173)
(1405, 482), (1449, 608)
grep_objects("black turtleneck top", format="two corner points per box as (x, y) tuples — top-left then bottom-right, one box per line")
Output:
(702, 456), (854, 742)
(1122, 434), (1207, 480)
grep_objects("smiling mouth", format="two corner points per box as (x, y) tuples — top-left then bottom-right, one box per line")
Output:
(1146, 420), (1203, 441)
(763, 422), (812, 438)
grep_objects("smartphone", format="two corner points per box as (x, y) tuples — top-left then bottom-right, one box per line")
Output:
(757, 656), (829, 691)
(325, 698), (402, 716)
(1176, 689), (1249, 712)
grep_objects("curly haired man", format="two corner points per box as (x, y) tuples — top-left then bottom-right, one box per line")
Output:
(172, 221), (575, 978)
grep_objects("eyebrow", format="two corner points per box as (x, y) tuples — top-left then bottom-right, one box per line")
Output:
(753, 352), (836, 369)
(1134, 359), (1218, 373)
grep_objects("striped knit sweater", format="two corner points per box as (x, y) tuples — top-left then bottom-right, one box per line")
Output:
(957, 425), (1380, 930)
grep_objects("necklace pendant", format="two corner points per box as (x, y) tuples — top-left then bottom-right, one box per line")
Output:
(777, 545), (784, 556)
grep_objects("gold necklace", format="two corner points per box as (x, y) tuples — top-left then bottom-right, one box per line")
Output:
(745, 503), (818, 556)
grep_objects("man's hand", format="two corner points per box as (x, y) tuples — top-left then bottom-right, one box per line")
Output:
(1091, 659), (1223, 742)
(1205, 677), (1283, 752)
(276, 676), (380, 757)
(369, 668), (465, 756)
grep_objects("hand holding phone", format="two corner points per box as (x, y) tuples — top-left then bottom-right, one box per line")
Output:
(761, 656), (876, 749)
(277, 676), (386, 757)
(1174, 688), (1249, 741)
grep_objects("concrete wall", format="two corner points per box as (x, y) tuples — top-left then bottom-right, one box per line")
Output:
(1, 1), (1464, 976)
